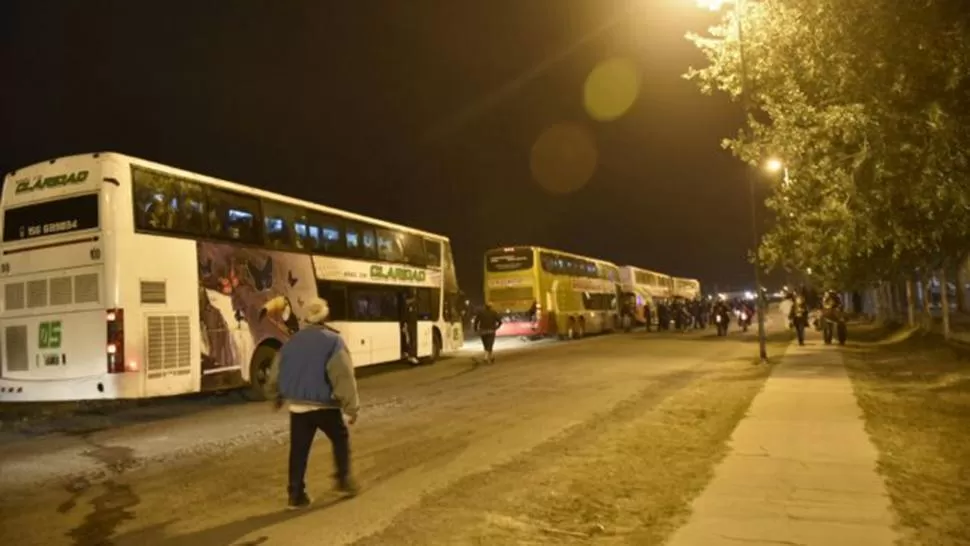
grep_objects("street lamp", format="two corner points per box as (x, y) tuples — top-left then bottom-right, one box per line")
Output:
(765, 157), (792, 186)
(698, 0), (768, 363)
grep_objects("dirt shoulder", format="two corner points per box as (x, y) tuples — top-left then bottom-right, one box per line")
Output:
(844, 325), (970, 545)
(351, 340), (786, 545)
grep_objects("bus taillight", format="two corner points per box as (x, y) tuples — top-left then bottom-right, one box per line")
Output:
(106, 308), (126, 374)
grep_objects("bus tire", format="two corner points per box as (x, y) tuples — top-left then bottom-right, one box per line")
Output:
(245, 342), (281, 401)
(563, 317), (576, 341)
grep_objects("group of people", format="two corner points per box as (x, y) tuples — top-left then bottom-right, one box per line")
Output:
(634, 296), (755, 333)
(786, 287), (845, 345)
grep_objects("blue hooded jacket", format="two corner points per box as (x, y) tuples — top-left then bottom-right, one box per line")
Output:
(277, 325), (345, 405)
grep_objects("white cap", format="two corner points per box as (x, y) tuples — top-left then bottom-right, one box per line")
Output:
(303, 297), (330, 324)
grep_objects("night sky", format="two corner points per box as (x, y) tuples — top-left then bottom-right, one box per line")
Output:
(1, 1), (771, 301)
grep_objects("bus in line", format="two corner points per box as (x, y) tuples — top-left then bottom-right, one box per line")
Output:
(483, 246), (621, 339)
(0, 152), (464, 402)
(618, 265), (673, 327)
(672, 277), (702, 300)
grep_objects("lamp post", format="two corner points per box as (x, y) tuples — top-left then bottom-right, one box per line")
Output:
(698, 0), (767, 363)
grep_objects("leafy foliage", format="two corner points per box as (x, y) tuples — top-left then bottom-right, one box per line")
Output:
(686, 0), (970, 289)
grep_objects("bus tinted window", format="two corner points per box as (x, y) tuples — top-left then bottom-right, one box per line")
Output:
(316, 281), (348, 320)
(486, 248), (533, 272)
(262, 200), (299, 250)
(398, 232), (427, 266)
(424, 239), (442, 268)
(206, 188), (262, 244)
(132, 166), (207, 234)
(377, 229), (404, 263)
(348, 285), (399, 321)
(2, 193), (100, 242)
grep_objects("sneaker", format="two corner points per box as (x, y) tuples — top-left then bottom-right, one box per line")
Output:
(336, 478), (359, 497)
(287, 492), (312, 510)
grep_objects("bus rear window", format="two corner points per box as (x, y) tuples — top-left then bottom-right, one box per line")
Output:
(485, 248), (534, 272)
(3, 194), (100, 242)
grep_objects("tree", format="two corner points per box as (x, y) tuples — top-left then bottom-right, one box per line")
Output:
(686, 0), (970, 333)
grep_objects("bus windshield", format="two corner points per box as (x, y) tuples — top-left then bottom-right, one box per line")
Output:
(485, 248), (533, 272)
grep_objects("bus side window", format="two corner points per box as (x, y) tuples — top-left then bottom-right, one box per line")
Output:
(309, 212), (345, 255)
(206, 188), (262, 245)
(316, 281), (348, 320)
(424, 239), (442, 268)
(377, 229), (404, 263)
(262, 200), (298, 250)
(398, 232), (427, 267)
(132, 166), (177, 232)
(179, 182), (207, 235)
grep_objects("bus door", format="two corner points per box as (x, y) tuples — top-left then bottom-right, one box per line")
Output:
(398, 289), (419, 360)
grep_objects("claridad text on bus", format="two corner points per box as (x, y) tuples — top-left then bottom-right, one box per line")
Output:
(369, 264), (427, 282)
(14, 170), (89, 194)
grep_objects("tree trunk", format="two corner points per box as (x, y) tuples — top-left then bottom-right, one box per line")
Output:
(892, 282), (903, 321)
(957, 254), (969, 314)
(940, 268), (951, 340)
(918, 271), (933, 329)
(905, 279), (916, 327)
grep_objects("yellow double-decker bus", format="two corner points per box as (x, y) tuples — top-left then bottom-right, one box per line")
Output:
(483, 246), (621, 339)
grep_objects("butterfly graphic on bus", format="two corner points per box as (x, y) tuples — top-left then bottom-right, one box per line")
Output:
(196, 242), (317, 390)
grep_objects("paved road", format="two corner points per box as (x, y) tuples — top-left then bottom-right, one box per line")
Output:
(0, 328), (773, 546)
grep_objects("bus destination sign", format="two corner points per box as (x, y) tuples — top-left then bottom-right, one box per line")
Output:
(13, 170), (89, 194)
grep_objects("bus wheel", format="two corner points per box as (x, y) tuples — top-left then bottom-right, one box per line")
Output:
(245, 343), (280, 401)
(564, 317), (576, 340)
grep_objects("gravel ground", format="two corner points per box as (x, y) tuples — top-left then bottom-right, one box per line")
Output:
(0, 327), (782, 546)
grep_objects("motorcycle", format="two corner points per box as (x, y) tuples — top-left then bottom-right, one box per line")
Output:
(821, 306), (847, 345)
(714, 310), (730, 337)
(737, 309), (751, 333)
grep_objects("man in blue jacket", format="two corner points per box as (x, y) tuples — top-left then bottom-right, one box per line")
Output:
(272, 297), (360, 509)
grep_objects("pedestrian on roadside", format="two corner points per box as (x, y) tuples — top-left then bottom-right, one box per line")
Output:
(475, 303), (503, 363)
(272, 297), (360, 509)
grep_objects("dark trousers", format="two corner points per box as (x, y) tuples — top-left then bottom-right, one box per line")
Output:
(481, 333), (496, 352)
(288, 409), (350, 496)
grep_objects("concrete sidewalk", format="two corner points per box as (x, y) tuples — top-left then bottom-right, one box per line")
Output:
(666, 338), (899, 546)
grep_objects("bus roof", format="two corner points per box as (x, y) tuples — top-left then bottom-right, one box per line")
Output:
(5, 151), (450, 242)
(619, 264), (671, 279)
(486, 245), (618, 267)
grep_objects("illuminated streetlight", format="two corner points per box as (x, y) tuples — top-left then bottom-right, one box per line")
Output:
(696, 0), (731, 10)
(765, 158), (792, 186)
(692, 0), (767, 363)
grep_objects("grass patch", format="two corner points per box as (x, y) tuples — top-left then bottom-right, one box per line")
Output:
(845, 330), (970, 545)
(354, 344), (786, 545)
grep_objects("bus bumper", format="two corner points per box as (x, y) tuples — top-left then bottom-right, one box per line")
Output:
(496, 320), (546, 338)
(0, 374), (129, 403)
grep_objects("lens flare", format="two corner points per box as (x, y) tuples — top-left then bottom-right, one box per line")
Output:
(530, 122), (598, 195)
(583, 57), (641, 122)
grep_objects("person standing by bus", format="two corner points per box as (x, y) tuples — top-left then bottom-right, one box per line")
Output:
(272, 297), (360, 509)
(474, 303), (503, 363)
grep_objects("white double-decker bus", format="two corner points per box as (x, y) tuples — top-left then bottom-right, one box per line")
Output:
(618, 265), (672, 325)
(0, 152), (464, 402)
(672, 277), (702, 300)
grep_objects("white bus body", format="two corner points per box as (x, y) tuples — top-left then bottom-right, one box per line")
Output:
(0, 152), (463, 402)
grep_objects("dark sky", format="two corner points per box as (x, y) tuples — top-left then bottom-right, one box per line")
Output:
(0, 0), (771, 300)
